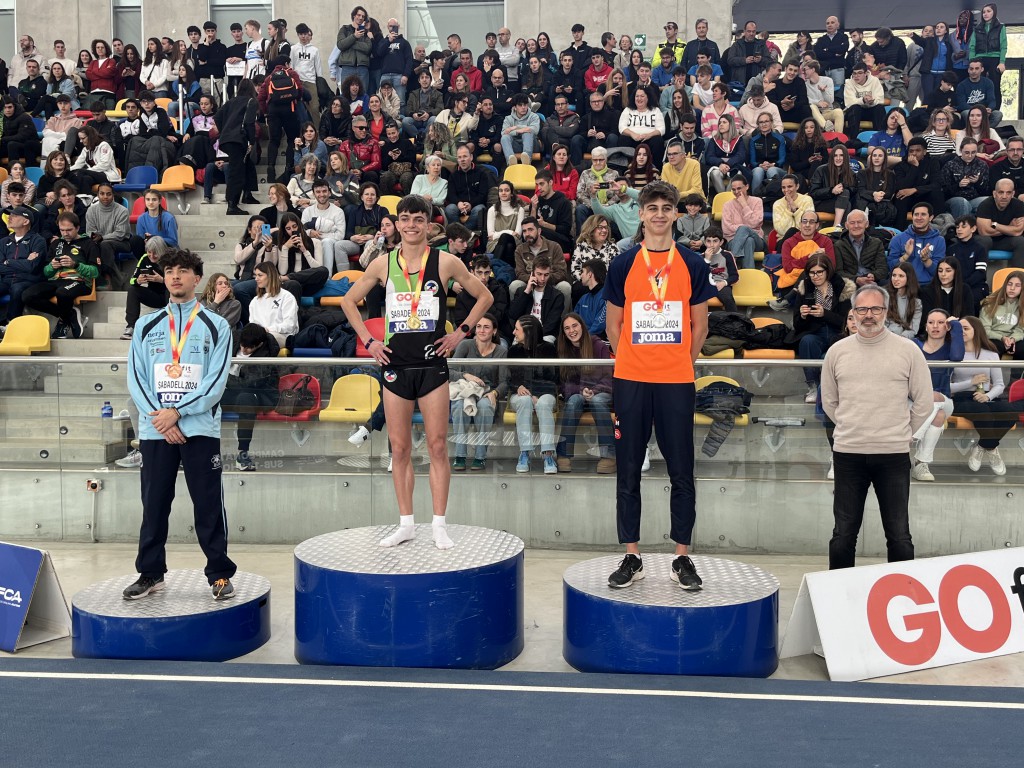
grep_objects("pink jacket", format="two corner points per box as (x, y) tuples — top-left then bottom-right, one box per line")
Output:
(721, 195), (764, 242)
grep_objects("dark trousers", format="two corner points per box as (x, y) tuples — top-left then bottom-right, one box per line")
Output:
(136, 434), (236, 584)
(265, 106), (300, 176)
(0, 278), (41, 320)
(125, 282), (167, 327)
(221, 389), (269, 452)
(829, 451), (913, 570)
(614, 379), (697, 546)
(895, 188), (947, 222)
(71, 169), (109, 192)
(844, 104), (886, 132)
(99, 235), (144, 290)
(952, 394), (1023, 450)
(223, 142), (257, 207)
(975, 234), (1024, 269)
(21, 279), (91, 323)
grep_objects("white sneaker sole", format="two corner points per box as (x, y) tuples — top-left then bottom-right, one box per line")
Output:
(123, 580), (165, 600)
(669, 569), (703, 591)
(608, 570), (644, 589)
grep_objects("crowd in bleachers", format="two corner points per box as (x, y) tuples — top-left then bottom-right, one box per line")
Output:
(1, 7), (1022, 476)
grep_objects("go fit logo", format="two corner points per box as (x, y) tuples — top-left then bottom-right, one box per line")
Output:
(866, 565), (1024, 666)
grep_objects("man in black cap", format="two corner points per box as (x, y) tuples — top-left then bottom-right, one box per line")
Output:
(197, 21), (228, 97)
(0, 205), (47, 329)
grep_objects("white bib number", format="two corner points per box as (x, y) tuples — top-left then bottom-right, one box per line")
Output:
(631, 301), (683, 345)
(154, 363), (203, 407)
(387, 295), (440, 335)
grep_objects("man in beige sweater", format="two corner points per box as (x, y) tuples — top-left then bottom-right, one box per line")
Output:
(820, 284), (935, 570)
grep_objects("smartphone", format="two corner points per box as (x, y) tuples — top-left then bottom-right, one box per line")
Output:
(596, 182), (610, 190)
(389, 25), (399, 34)
(261, 224), (272, 238)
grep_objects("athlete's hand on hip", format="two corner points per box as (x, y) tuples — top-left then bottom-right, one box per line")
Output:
(433, 331), (463, 357)
(368, 339), (391, 365)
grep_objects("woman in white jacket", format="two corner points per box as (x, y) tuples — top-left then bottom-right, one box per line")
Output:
(249, 262), (299, 346)
(618, 86), (665, 162)
(69, 124), (121, 190)
(141, 38), (172, 98)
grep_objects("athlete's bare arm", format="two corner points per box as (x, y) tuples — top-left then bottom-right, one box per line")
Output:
(340, 256), (390, 361)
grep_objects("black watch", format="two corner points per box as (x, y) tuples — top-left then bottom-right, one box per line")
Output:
(459, 323), (470, 334)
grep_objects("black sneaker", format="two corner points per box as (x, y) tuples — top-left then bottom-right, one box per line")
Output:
(212, 578), (235, 600)
(235, 451), (256, 471)
(70, 306), (88, 339)
(122, 575), (165, 600)
(241, 194), (260, 205)
(608, 554), (644, 588)
(671, 556), (703, 591)
(51, 321), (68, 339)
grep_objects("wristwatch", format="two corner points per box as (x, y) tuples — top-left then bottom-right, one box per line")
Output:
(459, 323), (470, 334)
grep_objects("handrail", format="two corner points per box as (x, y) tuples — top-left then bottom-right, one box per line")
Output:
(5, 355), (1017, 369)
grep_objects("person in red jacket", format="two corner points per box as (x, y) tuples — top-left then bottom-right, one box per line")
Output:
(86, 39), (121, 109)
(583, 50), (612, 93)
(338, 114), (382, 184)
(448, 49), (482, 92)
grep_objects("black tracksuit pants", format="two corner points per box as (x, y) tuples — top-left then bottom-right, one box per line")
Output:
(614, 379), (698, 546)
(136, 435), (236, 584)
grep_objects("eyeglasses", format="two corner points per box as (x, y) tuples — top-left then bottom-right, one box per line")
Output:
(808, 269), (827, 276)
(799, 218), (818, 224)
(595, 225), (609, 230)
(853, 306), (885, 316)
(666, 151), (681, 157)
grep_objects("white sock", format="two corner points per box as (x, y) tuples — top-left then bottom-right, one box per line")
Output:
(432, 515), (454, 550)
(379, 516), (416, 547)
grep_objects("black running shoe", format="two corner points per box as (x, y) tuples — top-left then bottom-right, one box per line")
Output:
(212, 578), (235, 600)
(608, 554), (644, 588)
(122, 575), (165, 600)
(671, 556), (703, 591)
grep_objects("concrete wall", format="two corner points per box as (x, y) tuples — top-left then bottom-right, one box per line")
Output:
(10, 1), (733, 75)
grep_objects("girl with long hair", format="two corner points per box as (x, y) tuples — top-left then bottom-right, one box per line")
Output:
(259, 183), (300, 231)
(809, 144), (856, 226)
(319, 96), (350, 148)
(956, 106), (1004, 162)
(536, 32), (557, 72)
(556, 312), (615, 473)
(884, 262), (923, 338)
(200, 272), (242, 328)
(76, 49), (93, 92)
(980, 270), (1024, 359)
(546, 144), (578, 200)
(118, 44), (144, 99)
(789, 118), (828, 182)
(704, 114), (744, 194)
(951, 315), (1018, 476)
(507, 314), (559, 474)
(233, 215), (273, 281)
(922, 109), (957, 157)
(450, 312), (508, 471)
(69, 124), (120, 188)
(249, 262), (299, 345)
(0, 162), (34, 207)
(43, 61), (79, 114)
(923, 257), (975, 319)
(622, 143), (659, 190)
(38, 150), (71, 205)
(665, 87), (696, 135)
(274, 212), (325, 286)
(972, 4), (1007, 91)
(141, 37), (171, 97)
(487, 180), (525, 266)
(791, 253), (853, 403)
(856, 146), (896, 227)
(911, 308), (964, 481)
(521, 56), (549, 112)
(291, 121), (329, 174)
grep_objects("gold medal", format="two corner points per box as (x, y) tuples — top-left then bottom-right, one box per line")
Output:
(166, 363), (183, 379)
(407, 314), (422, 330)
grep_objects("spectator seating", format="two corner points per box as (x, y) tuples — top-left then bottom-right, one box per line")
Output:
(129, 194), (167, 226)
(114, 166), (159, 200)
(989, 251), (1013, 263)
(150, 165), (197, 214)
(732, 269), (776, 310)
(354, 317), (386, 357)
(0, 315), (51, 355)
(991, 268), (1015, 293)
(49, 280), (97, 308)
(258, 373), (322, 422)
(743, 317), (795, 359)
(693, 375), (749, 426)
(319, 270), (366, 307)
(379, 195), (401, 215)
(319, 373), (382, 425)
(504, 164), (537, 192)
(25, 167), (44, 185)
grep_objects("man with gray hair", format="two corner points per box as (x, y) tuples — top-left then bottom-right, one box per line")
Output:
(820, 283), (935, 569)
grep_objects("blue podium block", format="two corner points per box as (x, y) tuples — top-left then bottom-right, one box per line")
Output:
(294, 525), (524, 669)
(72, 570), (271, 661)
(564, 555), (779, 677)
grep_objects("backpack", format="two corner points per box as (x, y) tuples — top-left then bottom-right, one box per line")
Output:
(268, 69), (298, 106)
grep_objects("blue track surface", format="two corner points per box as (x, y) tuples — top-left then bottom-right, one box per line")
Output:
(1, 659), (1022, 767)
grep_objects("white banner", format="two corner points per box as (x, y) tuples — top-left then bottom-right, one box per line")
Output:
(781, 548), (1024, 681)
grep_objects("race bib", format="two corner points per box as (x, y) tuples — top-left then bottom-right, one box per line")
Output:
(631, 301), (683, 345)
(154, 363), (203, 407)
(387, 295), (440, 335)
(225, 61), (246, 76)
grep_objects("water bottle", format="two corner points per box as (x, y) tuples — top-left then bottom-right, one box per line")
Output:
(101, 401), (113, 454)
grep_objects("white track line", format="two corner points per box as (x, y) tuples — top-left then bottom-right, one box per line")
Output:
(0, 670), (1022, 710)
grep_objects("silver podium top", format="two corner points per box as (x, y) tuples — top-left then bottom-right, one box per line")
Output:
(564, 555), (779, 608)
(72, 570), (271, 618)
(294, 525), (524, 575)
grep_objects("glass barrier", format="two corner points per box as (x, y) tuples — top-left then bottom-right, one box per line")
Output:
(0, 356), (1021, 547)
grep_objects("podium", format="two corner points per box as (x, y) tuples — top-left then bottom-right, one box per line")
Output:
(294, 525), (524, 668)
(563, 555), (779, 677)
(71, 570), (271, 661)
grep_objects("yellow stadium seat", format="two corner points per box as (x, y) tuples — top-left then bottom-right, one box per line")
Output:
(150, 164), (197, 214)
(694, 375), (749, 426)
(710, 191), (733, 222)
(319, 374), (382, 424)
(48, 280), (96, 307)
(379, 195), (401, 215)
(733, 269), (776, 308)
(503, 164), (537, 192)
(698, 349), (735, 359)
(0, 315), (51, 355)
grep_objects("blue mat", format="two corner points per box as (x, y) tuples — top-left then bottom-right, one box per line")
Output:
(1, 659), (1022, 766)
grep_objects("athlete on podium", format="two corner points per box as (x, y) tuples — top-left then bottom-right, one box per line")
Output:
(341, 195), (493, 549)
(123, 249), (237, 600)
(604, 180), (716, 590)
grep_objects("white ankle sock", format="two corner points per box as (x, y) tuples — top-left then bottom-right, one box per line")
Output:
(432, 515), (454, 550)
(379, 516), (416, 547)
